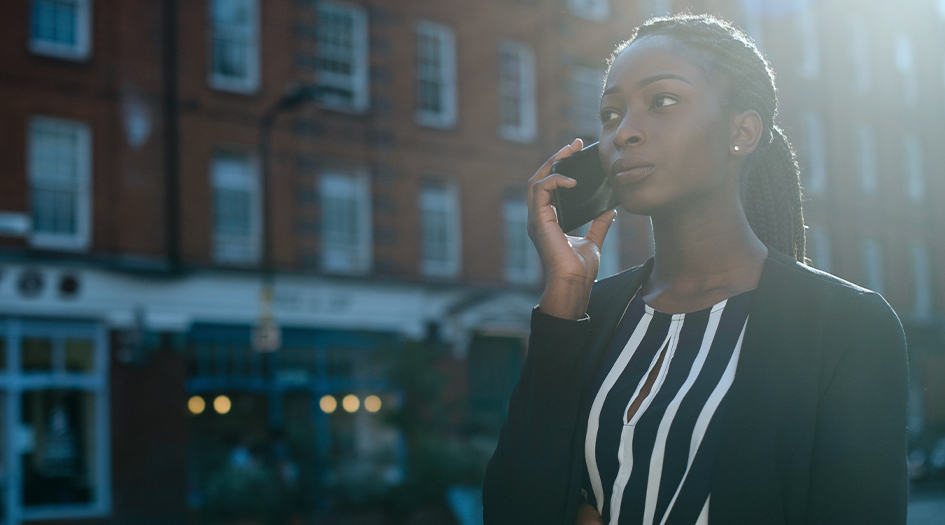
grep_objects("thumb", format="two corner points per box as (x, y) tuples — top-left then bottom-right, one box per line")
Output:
(585, 209), (618, 252)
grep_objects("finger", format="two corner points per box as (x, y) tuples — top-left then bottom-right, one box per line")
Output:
(530, 139), (584, 187)
(532, 173), (577, 210)
(584, 209), (618, 252)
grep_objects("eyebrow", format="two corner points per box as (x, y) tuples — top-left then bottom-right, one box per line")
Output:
(601, 73), (694, 96)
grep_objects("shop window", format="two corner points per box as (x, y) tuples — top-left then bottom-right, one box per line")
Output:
(212, 153), (261, 265)
(319, 169), (372, 275)
(415, 20), (457, 128)
(209, 0), (260, 93)
(315, 1), (370, 112)
(28, 117), (92, 252)
(420, 182), (461, 278)
(0, 320), (109, 521)
(497, 40), (537, 143)
(29, 0), (92, 61)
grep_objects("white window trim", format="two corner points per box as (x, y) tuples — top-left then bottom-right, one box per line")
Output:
(207, 0), (261, 94)
(796, 6), (820, 80)
(419, 182), (462, 279)
(319, 168), (373, 275)
(316, 1), (370, 113)
(568, 0), (609, 21)
(211, 153), (262, 265)
(0, 319), (111, 523)
(28, 116), (92, 252)
(414, 20), (457, 129)
(573, 65), (605, 139)
(28, 0), (92, 61)
(504, 198), (540, 285)
(497, 40), (537, 143)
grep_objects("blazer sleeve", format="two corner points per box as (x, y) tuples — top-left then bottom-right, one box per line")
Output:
(482, 307), (592, 525)
(807, 291), (908, 524)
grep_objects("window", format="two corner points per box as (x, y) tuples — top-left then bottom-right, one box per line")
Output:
(497, 40), (537, 143)
(854, 125), (877, 195)
(848, 17), (870, 93)
(862, 238), (884, 295)
(414, 21), (457, 128)
(420, 182), (461, 278)
(903, 135), (924, 203)
(912, 242), (932, 318)
(504, 198), (540, 284)
(320, 169), (372, 274)
(806, 225), (832, 273)
(211, 153), (260, 265)
(28, 117), (92, 252)
(573, 65), (605, 140)
(29, 0), (91, 60)
(208, 0), (260, 93)
(641, 0), (672, 19)
(568, 0), (609, 21)
(0, 319), (110, 521)
(743, 9), (764, 50)
(315, 1), (370, 112)
(894, 35), (917, 107)
(796, 6), (820, 79)
(800, 112), (826, 195)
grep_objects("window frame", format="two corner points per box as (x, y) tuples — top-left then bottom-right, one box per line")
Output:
(0, 319), (111, 523)
(796, 5), (820, 80)
(572, 65), (605, 140)
(848, 16), (871, 94)
(207, 0), (261, 94)
(503, 197), (540, 285)
(28, 116), (93, 252)
(414, 20), (457, 129)
(903, 135), (924, 203)
(496, 39), (537, 143)
(894, 35), (918, 108)
(315, 1), (370, 113)
(419, 181), (462, 279)
(800, 111), (826, 195)
(319, 168), (373, 275)
(28, 0), (92, 61)
(854, 124), (877, 195)
(211, 152), (262, 266)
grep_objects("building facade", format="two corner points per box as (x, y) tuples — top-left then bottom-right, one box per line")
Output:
(0, 0), (943, 523)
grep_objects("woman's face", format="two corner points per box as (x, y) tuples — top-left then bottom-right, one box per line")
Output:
(599, 35), (735, 216)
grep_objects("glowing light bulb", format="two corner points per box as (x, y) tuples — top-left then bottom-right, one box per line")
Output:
(214, 395), (232, 414)
(342, 394), (360, 413)
(319, 395), (337, 414)
(188, 396), (206, 415)
(364, 395), (382, 413)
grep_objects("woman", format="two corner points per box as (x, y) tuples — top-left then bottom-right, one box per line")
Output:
(482, 14), (907, 525)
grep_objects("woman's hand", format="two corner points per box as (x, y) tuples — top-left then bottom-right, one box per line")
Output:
(575, 502), (604, 525)
(529, 138), (618, 320)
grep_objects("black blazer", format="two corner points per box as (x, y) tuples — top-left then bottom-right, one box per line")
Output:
(483, 247), (908, 525)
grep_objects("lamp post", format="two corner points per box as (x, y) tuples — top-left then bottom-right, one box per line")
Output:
(253, 84), (322, 353)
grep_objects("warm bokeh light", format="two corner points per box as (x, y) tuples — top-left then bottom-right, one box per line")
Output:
(188, 395), (205, 415)
(319, 394), (337, 414)
(364, 395), (382, 413)
(213, 395), (231, 414)
(342, 394), (360, 413)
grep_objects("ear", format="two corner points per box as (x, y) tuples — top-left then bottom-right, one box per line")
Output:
(729, 109), (763, 156)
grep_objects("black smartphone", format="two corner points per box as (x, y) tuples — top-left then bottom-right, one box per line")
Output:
(550, 142), (618, 234)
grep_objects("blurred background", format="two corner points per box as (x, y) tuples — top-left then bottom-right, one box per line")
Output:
(0, 0), (943, 523)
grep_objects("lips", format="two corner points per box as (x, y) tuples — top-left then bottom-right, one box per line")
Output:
(611, 158), (655, 185)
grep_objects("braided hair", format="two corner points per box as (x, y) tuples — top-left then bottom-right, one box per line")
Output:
(606, 14), (806, 262)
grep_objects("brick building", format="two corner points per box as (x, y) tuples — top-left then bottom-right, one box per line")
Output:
(0, 0), (943, 523)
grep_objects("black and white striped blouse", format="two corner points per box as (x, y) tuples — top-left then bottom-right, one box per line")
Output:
(581, 288), (754, 525)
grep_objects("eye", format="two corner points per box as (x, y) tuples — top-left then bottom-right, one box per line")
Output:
(653, 95), (678, 108)
(599, 108), (620, 123)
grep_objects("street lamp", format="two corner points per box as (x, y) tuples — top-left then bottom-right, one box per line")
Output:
(253, 84), (323, 353)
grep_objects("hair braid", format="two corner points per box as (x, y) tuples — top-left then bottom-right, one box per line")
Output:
(607, 14), (806, 262)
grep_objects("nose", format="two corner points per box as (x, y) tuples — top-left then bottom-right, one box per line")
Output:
(613, 112), (644, 150)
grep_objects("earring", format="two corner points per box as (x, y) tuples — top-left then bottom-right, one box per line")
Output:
(733, 145), (740, 152)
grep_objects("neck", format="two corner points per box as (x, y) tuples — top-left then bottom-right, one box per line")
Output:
(647, 187), (768, 297)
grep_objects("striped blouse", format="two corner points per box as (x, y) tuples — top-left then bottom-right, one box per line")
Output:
(581, 288), (754, 525)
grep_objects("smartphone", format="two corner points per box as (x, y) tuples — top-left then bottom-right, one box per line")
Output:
(550, 142), (618, 234)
